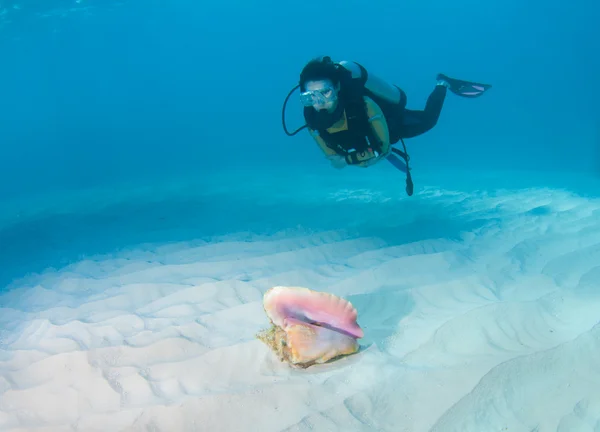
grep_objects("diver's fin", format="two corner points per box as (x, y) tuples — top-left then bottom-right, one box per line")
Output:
(437, 73), (491, 98)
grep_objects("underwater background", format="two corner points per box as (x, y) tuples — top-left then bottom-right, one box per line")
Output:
(0, 0), (599, 430)
(1, 0), (597, 287)
(1, 0), (598, 200)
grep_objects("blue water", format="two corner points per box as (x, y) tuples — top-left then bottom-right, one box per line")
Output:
(0, 0), (598, 286)
(0, 2), (599, 428)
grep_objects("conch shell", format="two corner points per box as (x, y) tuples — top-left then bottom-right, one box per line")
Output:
(256, 286), (363, 368)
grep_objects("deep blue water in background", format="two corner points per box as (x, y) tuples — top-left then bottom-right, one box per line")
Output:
(0, 0), (598, 288)
(0, 0), (598, 201)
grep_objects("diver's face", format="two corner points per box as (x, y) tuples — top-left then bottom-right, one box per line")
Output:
(302, 79), (339, 112)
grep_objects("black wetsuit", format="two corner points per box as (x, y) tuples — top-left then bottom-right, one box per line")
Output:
(388, 84), (447, 144)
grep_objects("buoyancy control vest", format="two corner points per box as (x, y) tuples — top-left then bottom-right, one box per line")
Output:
(301, 62), (387, 164)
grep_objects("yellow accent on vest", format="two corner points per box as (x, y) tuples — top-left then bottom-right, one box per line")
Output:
(326, 110), (348, 133)
(308, 97), (391, 161)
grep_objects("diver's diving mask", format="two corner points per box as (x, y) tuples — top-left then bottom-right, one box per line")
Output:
(299, 84), (337, 107)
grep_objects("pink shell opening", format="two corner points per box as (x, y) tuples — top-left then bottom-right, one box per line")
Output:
(263, 286), (364, 339)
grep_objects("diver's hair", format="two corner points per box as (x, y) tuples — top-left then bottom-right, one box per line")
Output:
(299, 56), (341, 91)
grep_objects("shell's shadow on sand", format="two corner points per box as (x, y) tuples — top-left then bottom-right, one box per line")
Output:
(347, 287), (415, 354)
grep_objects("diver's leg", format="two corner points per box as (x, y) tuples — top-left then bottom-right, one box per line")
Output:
(397, 84), (447, 139)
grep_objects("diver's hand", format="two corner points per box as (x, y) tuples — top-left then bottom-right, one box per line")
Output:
(327, 154), (347, 169)
(353, 148), (388, 167)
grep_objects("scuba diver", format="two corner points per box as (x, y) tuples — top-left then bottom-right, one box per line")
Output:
(281, 56), (492, 196)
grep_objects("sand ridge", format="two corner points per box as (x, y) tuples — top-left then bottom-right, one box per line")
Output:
(0, 183), (599, 431)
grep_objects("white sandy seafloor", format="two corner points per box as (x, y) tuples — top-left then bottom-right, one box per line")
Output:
(1, 167), (600, 432)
